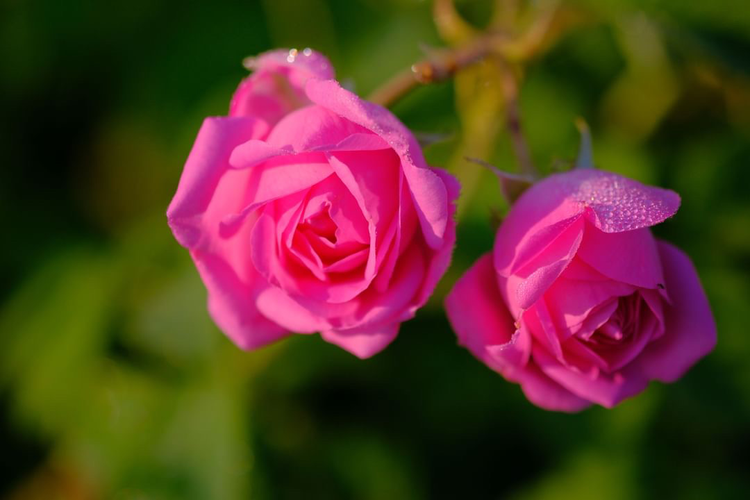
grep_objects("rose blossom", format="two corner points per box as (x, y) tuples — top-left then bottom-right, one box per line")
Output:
(167, 49), (459, 358)
(446, 169), (716, 411)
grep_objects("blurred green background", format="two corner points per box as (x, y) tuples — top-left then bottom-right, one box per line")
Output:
(1, 0), (749, 498)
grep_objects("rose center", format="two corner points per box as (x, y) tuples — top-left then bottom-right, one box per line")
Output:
(588, 294), (643, 348)
(299, 202), (337, 244)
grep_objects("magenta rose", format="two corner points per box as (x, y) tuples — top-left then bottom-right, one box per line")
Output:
(446, 169), (716, 411)
(167, 49), (459, 358)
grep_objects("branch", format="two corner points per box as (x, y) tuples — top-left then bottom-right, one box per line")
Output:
(367, 35), (503, 108)
(367, 1), (561, 108)
(497, 59), (537, 178)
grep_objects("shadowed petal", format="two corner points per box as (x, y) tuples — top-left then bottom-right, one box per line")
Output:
(637, 241), (717, 381)
(321, 322), (400, 359)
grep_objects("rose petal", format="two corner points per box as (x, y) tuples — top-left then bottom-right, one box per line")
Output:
(527, 299), (565, 360)
(167, 116), (269, 248)
(636, 241), (717, 381)
(253, 207), (374, 304)
(317, 132), (390, 152)
(327, 149), (401, 232)
(577, 224), (665, 289)
(282, 244), (426, 334)
(256, 285), (331, 333)
(288, 231), (327, 281)
(575, 298), (619, 339)
(192, 251), (288, 349)
(602, 300), (660, 372)
(413, 167), (460, 306)
(228, 139), (292, 169)
(505, 215), (583, 276)
(373, 169), (412, 292)
(267, 105), (369, 152)
(445, 262), (590, 412)
(516, 363), (592, 413)
(326, 154), (380, 280)
(494, 169), (680, 274)
(533, 345), (649, 408)
(219, 155), (333, 237)
(507, 217), (586, 313)
(445, 254), (519, 373)
(303, 175), (369, 245)
(543, 268), (635, 335)
(321, 322), (400, 359)
(345, 243), (426, 328)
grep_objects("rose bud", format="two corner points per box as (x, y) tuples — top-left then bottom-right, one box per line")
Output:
(167, 49), (459, 358)
(446, 168), (716, 411)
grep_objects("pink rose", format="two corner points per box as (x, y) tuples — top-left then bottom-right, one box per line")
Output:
(446, 169), (716, 411)
(167, 49), (459, 358)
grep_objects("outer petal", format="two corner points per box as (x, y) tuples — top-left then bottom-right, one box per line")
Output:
(637, 241), (717, 381)
(413, 167), (460, 307)
(445, 254), (519, 373)
(321, 322), (400, 359)
(167, 116), (269, 249)
(255, 285), (331, 333)
(516, 363), (592, 413)
(305, 79), (449, 249)
(194, 250), (288, 349)
(167, 116), (289, 349)
(445, 254), (590, 411)
(230, 48), (334, 124)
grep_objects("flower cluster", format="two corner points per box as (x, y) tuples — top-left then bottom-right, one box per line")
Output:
(167, 49), (715, 411)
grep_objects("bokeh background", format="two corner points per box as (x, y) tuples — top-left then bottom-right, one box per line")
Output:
(2, 0), (750, 498)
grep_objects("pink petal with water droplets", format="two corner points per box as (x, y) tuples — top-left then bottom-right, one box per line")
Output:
(494, 169), (680, 275)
